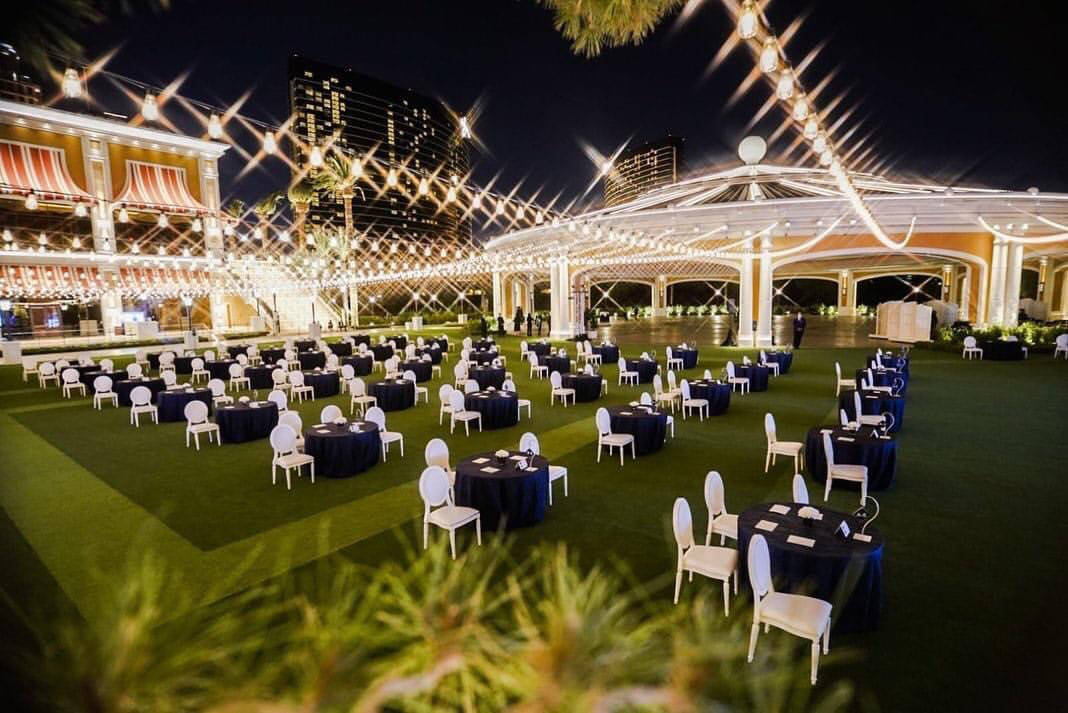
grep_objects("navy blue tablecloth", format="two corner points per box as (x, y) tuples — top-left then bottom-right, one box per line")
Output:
(351, 334), (371, 347)
(400, 360), (433, 383)
(562, 373), (603, 402)
(298, 351), (326, 370)
(687, 380), (732, 415)
(738, 504), (884, 633)
(544, 356), (571, 374)
(386, 335), (408, 350)
(430, 337), (449, 351)
(454, 451), (549, 530)
(245, 366), (275, 390)
(593, 344), (620, 364)
(260, 348), (286, 365)
(981, 339), (1025, 361)
(226, 345), (251, 359)
(764, 351), (794, 375)
(468, 349), (499, 365)
(528, 342), (553, 357)
(303, 371), (340, 399)
(149, 354), (194, 375)
(371, 344), (394, 361)
(304, 421), (381, 477)
(207, 360), (238, 381)
(626, 359), (658, 384)
(673, 348), (699, 369)
(465, 391), (520, 429)
(472, 339), (496, 351)
(157, 388), (212, 422)
(607, 405), (667, 455)
(216, 401), (279, 443)
(736, 364), (770, 392)
(867, 354), (908, 375)
(341, 355), (374, 376)
(115, 378), (165, 406)
(79, 369), (123, 387)
(295, 339), (317, 352)
(838, 390), (905, 433)
(855, 368), (908, 396)
(327, 341), (353, 356)
(415, 346), (443, 364)
(468, 365), (506, 390)
(805, 425), (897, 490)
(369, 378), (415, 411)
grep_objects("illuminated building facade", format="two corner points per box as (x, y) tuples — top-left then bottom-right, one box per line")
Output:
(602, 136), (684, 208)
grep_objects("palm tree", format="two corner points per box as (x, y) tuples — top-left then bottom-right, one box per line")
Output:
(314, 153), (364, 238)
(252, 191), (284, 226)
(537, 0), (683, 57)
(286, 178), (316, 244)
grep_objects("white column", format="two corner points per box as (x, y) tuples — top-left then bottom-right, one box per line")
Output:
(100, 289), (122, 337)
(348, 285), (360, 327)
(549, 258), (573, 339)
(1003, 242), (1024, 326)
(79, 137), (115, 254)
(1059, 268), (1068, 317)
(651, 276), (667, 317)
(199, 157), (224, 258)
(210, 292), (228, 333)
(737, 252), (754, 346)
(491, 270), (503, 319)
(756, 237), (773, 346)
(959, 269), (970, 321)
(987, 237), (1007, 325)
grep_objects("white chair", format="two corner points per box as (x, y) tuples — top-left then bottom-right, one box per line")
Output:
(284, 349), (300, 371)
(653, 374), (677, 412)
(326, 353), (340, 371)
(679, 379), (708, 421)
(190, 357), (209, 384)
(339, 363), (356, 393)
(208, 378), (233, 406)
(158, 352), (176, 375)
(99, 358), (114, 373)
(822, 432), (868, 504)
(726, 361), (749, 394)
(38, 362), (59, 388)
(595, 407), (635, 466)
(419, 465), (480, 560)
(61, 368), (87, 398)
(617, 357), (638, 386)
(126, 363), (143, 380)
(384, 356), (400, 379)
(92, 375), (118, 409)
(454, 362), (469, 389)
(747, 535), (832, 685)
(793, 474), (810, 504)
(666, 346), (683, 371)
(502, 379), (532, 419)
(184, 400), (220, 450)
(289, 371), (314, 402)
(582, 340), (602, 366)
(962, 336), (983, 360)
(228, 363), (250, 391)
(438, 384), (455, 425)
(1055, 334), (1068, 359)
(449, 390), (482, 435)
(852, 391), (889, 429)
(549, 371), (576, 407)
(279, 411), (305, 451)
(271, 368), (291, 395)
(519, 432), (568, 505)
(862, 368), (893, 395)
(134, 349), (150, 371)
(267, 389), (288, 412)
(759, 350), (780, 377)
(463, 379), (480, 395)
(269, 425), (315, 490)
(365, 406), (404, 460)
(666, 370), (682, 400)
(764, 413), (804, 473)
(129, 385), (158, 427)
(704, 471), (738, 545)
(246, 346), (261, 366)
(672, 497), (738, 615)
(349, 377), (376, 416)
(22, 358), (39, 382)
(162, 370), (183, 390)
(640, 392), (674, 438)
(320, 404), (343, 423)
(834, 361), (855, 397)
(426, 354), (442, 379)
(405, 369), (429, 404)
(424, 438), (456, 496)
(55, 358), (71, 369)
(529, 354), (548, 379)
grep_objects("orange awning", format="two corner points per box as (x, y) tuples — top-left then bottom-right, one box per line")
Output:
(0, 140), (91, 201)
(114, 160), (208, 215)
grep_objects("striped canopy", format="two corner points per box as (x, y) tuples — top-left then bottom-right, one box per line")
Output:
(0, 140), (91, 201)
(114, 160), (208, 214)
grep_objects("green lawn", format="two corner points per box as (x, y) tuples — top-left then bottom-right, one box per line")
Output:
(1, 331), (1066, 711)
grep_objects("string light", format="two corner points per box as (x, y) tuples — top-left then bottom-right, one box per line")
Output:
(73, 202), (88, 218)
(386, 168), (399, 188)
(142, 93), (159, 121)
(157, 213), (169, 228)
(263, 131), (277, 154)
(207, 113), (223, 139)
(62, 68), (82, 99)
(308, 145), (323, 168)
(792, 97), (810, 121)
(759, 40), (778, 73)
(418, 177), (430, 196)
(459, 115), (472, 139)
(192, 217), (203, 233)
(738, 0), (759, 39)
(776, 71), (795, 100)
(25, 193), (38, 210)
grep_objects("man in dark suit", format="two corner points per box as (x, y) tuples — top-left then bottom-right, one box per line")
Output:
(792, 311), (807, 348)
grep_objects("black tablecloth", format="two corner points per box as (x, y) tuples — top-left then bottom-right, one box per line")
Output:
(454, 451), (549, 530)
(260, 348), (286, 365)
(226, 345), (251, 359)
(626, 359), (658, 384)
(216, 401), (279, 443)
(245, 366), (275, 390)
(401, 360), (433, 383)
(544, 355), (571, 374)
(687, 380), (732, 415)
(304, 421), (381, 477)
(327, 341), (353, 356)
(805, 425), (897, 490)
(79, 369), (123, 387)
(673, 347), (699, 369)
(64, 364), (100, 378)
(980, 339), (1025, 361)
(207, 360), (238, 381)
(351, 334), (371, 347)
(149, 354), (194, 375)
(736, 364), (770, 392)
(295, 339), (317, 352)
(855, 368), (908, 396)
(562, 373), (603, 402)
(764, 351), (794, 375)
(303, 371), (340, 399)
(473, 339), (496, 351)
(838, 390), (905, 433)
(386, 335), (408, 350)
(738, 504), (884, 633)
(369, 378), (415, 411)
(115, 378), (166, 406)
(468, 365), (506, 390)
(341, 355), (374, 376)
(593, 345), (620, 364)
(468, 349), (499, 365)
(415, 346), (443, 364)
(298, 351), (327, 370)
(429, 337), (449, 351)
(465, 391), (520, 429)
(371, 344), (394, 361)
(157, 388), (212, 422)
(528, 342), (553, 357)
(607, 405), (667, 455)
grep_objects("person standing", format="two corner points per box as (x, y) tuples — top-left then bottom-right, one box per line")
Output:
(536, 314), (543, 336)
(513, 307), (523, 333)
(496, 314), (505, 336)
(792, 310), (807, 348)
(479, 315), (488, 339)
(526, 312), (533, 336)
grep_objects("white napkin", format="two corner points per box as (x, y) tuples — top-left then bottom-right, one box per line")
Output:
(769, 504), (791, 515)
(472, 457), (489, 464)
(314, 429), (330, 434)
(525, 467), (539, 472)
(786, 535), (816, 548)
(508, 455), (524, 460)
(837, 436), (855, 442)
(479, 466), (500, 474)
(755, 520), (778, 532)
(619, 411), (633, 416)
(853, 533), (872, 543)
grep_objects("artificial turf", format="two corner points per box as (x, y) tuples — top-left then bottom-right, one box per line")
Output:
(1, 324), (1066, 711)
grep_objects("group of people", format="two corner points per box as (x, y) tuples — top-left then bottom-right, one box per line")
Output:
(479, 308), (549, 339)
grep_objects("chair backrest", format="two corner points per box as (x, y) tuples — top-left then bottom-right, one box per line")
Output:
(184, 400), (208, 424)
(704, 470), (726, 518)
(267, 390), (288, 410)
(519, 431), (540, 454)
(550, 371), (563, 388)
(672, 497), (695, 551)
(279, 410), (302, 434)
(276, 358), (287, 369)
(454, 363), (467, 379)
(365, 406), (386, 430)
(703, 369), (712, 380)
(1057, 334), (1068, 347)
(839, 409), (849, 427)
(417, 337), (425, 347)
(229, 363), (244, 378)
(130, 385), (152, 406)
(438, 383), (453, 403)
(192, 357), (205, 370)
(358, 343), (368, 354)
(100, 358), (114, 372)
(760, 350), (768, 363)
(747, 534), (772, 599)
(270, 424), (297, 454)
(617, 356), (627, 371)
(584, 364), (594, 375)
(93, 375), (113, 393)
(462, 336), (472, 348)
(764, 412), (777, 444)
(963, 336), (977, 348)
(289, 371), (305, 386)
(340, 364), (355, 380)
(162, 371), (177, 387)
(419, 466), (450, 508)
(529, 353), (539, 367)
(272, 368), (287, 385)
(726, 361), (736, 378)
(320, 404), (343, 423)
(351, 377), (367, 397)
(520, 340), (528, 353)
(284, 349), (296, 360)
(126, 363), (142, 378)
(246, 346), (257, 357)
(39, 362), (55, 376)
(822, 432), (835, 467)
(464, 379), (480, 394)
(835, 361), (842, 379)
(56, 359), (71, 368)
(449, 390), (467, 411)
(159, 352), (174, 365)
(665, 346), (673, 359)
(135, 349), (146, 361)
(461, 348), (471, 361)
(327, 354), (339, 368)
(792, 474), (810, 504)
(402, 369), (417, 383)
(405, 345), (416, 359)
(668, 370), (678, 389)
(424, 438), (450, 469)
(653, 374), (664, 394)
(875, 352), (884, 368)
(742, 355), (752, 366)
(639, 392), (653, 406)
(595, 407), (611, 435)
(502, 379), (516, 392)
(680, 379), (691, 400)
(853, 390), (863, 417)
(62, 368), (79, 384)
(208, 378), (226, 397)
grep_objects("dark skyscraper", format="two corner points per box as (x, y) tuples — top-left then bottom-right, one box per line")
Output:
(603, 136), (684, 208)
(0, 43), (42, 104)
(287, 55), (472, 248)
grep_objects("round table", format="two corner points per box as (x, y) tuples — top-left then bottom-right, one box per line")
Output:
(415, 346), (443, 364)
(298, 351), (327, 370)
(260, 348), (286, 364)
(468, 365), (506, 390)
(342, 355), (374, 376)
(805, 425), (898, 490)
(207, 360), (238, 381)
(401, 360), (433, 383)
(464, 390), (520, 429)
(838, 390), (905, 433)
(687, 379), (732, 415)
(867, 354), (908, 374)
(386, 335), (408, 350)
(673, 347), (699, 369)
(626, 359), (659, 384)
(763, 351), (794, 375)
(157, 388), (212, 422)
(65, 364), (100, 379)
(544, 355), (571, 374)
(79, 369), (123, 387)
(607, 405), (667, 456)
(562, 373), (603, 402)
(302, 370), (340, 399)
(528, 342), (553, 358)
(245, 366), (275, 390)
(369, 378), (415, 411)
(216, 401), (279, 443)
(371, 344), (394, 361)
(149, 354), (194, 375)
(738, 503), (884, 633)
(855, 368), (908, 396)
(468, 349), (499, 365)
(327, 342), (353, 357)
(294, 339), (317, 352)
(980, 339), (1025, 361)
(473, 339), (496, 351)
(351, 334), (372, 347)
(304, 421), (382, 477)
(736, 364), (770, 392)
(226, 345), (251, 359)
(593, 344), (620, 364)
(454, 451), (550, 530)
(115, 377), (165, 406)
(430, 337), (449, 351)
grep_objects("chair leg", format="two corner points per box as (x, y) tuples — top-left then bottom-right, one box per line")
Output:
(810, 642), (820, 685)
(286, 467), (292, 490)
(764, 448), (771, 473)
(423, 521), (429, 549)
(824, 476), (832, 502)
(449, 528), (457, 559)
(747, 623), (760, 662)
(475, 516), (482, 545)
(722, 579), (730, 616)
(630, 441), (636, 459)
(563, 473), (568, 496)
(673, 568), (683, 604)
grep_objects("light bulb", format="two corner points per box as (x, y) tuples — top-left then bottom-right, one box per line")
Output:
(496, 199), (506, 216)
(2, 229), (12, 242)
(471, 193), (482, 210)
(352, 157), (363, 178)
(418, 177), (429, 196)
(536, 210), (544, 224)
(308, 145), (323, 168)
(601, 160), (613, 176)
(812, 134), (827, 153)
(62, 68), (82, 98)
(157, 213), (169, 228)
(254, 227), (264, 241)
(263, 131), (277, 154)
(142, 93), (159, 121)
(803, 119), (819, 139)
(37, 232), (47, 245)
(117, 206), (129, 223)
(819, 149), (833, 166)
(73, 202), (88, 218)
(386, 168), (398, 187)
(223, 222), (235, 236)
(72, 237), (82, 249)
(738, 0), (759, 39)
(192, 217), (203, 233)
(792, 97), (809, 121)
(759, 40), (778, 73)
(207, 113), (223, 139)
(279, 230), (290, 242)
(776, 71), (795, 100)
(25, 193), (38, 210)
(459, 116), (471, 139)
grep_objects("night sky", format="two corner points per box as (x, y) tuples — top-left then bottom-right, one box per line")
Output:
(82, 0), (1068, 215)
